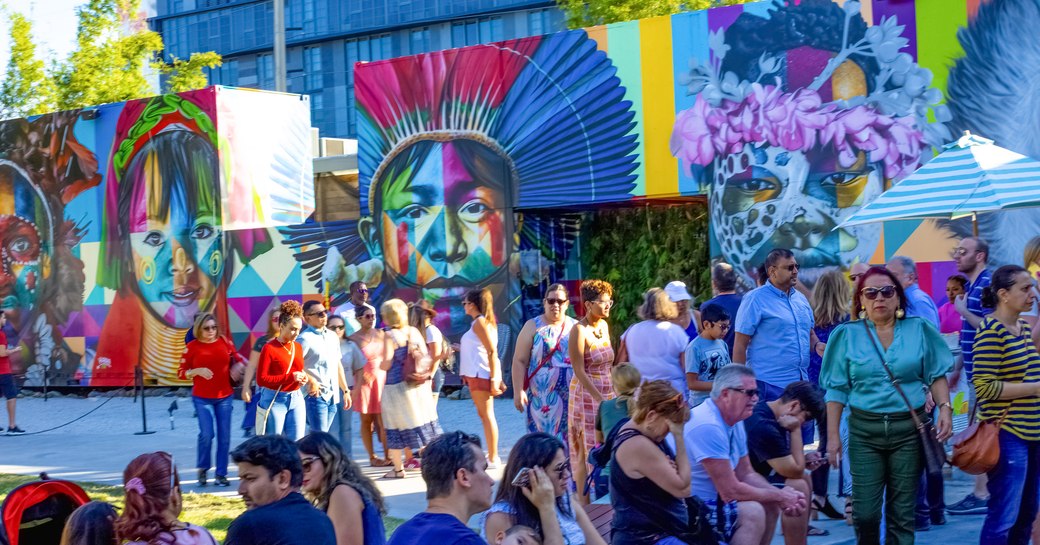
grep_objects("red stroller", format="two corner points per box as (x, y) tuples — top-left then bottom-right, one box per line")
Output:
(0, 475), (90, 545)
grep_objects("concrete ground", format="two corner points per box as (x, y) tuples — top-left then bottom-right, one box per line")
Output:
(0, 392), (986, 543)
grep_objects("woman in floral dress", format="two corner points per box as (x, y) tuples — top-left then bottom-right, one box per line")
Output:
(567, 279), (616, 505)
(512, 283), (578, 450)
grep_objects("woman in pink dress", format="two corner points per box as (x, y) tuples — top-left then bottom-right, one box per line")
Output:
(567, 279), (616, 505)
(349, 303), (390, 467)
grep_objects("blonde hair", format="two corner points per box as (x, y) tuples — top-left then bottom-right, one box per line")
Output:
(192, 312), (218, 340)
(811, 270), (851, 328)
(380, 299), (409, 329)
(631, 380), (689, 425)
(637, 287), (679, 321)
(611, 364), (641, 400)
(1025, 236), (1040, 268)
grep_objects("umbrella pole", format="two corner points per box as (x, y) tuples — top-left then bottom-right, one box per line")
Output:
(972, 212), (979, 237)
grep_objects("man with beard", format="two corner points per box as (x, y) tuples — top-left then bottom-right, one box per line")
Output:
(226, 435), (335, 545)
(947, 236), (993, 516)
(733, 249), (820, 406)
(676, 365), (807, 545)
(336, 281), (370, 336)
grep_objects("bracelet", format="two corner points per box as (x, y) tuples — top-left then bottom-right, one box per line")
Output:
(938, 402), (953, 411)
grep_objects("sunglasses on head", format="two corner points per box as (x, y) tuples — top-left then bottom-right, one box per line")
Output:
(861, 286), (897, 300)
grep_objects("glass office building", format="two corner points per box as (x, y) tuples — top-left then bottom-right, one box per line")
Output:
(149, 0), (566, 138)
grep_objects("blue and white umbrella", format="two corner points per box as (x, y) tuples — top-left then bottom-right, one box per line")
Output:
(839, 133), (1040, 229)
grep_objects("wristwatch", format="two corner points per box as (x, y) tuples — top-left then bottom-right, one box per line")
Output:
(938, 402), (953, 411)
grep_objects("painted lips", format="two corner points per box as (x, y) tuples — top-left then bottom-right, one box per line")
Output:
(169, 286), (199, 307)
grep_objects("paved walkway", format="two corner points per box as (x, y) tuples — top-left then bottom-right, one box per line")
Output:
(0, 393), (986, 543)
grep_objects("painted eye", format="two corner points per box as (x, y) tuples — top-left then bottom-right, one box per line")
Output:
(143, 231), (165, 247)
(400, 205), (428, 220)
(191, 224), (216, 239)
(732, 178), (778, 192)
(820, 172), (861, 187)
(459, 200), (490, 220)
(8, 237), (31, 254)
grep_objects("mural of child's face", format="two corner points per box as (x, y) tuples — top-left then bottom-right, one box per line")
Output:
(368, 140), (512, 300)
(0, 164), (51, 321)
(126, 149), (223, 329)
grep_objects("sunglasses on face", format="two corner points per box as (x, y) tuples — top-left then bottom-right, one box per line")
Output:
(776, 264), (799, 272)
(553, 461), (571, 478)
(355, 288), (369, 294)
(728, 387), (760, 398)
(545, 298), (567, 306)
(307, 310), (328, 318)
(202, 325), (217, 331)
(951, 247), (978, 258)
(594, 299), (613, 308)
(329, 325), (345, 331)
(360, 314), (375, 319)
(861, 286), (897, 300)
(301, 456), (320, 472)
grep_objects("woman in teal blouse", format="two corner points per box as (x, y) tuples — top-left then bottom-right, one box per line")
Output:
(820, 266), (952, 545)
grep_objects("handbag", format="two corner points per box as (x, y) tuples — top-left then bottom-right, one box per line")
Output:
(862, 321), (947, 478)
(951, 405), (1009, 475)
(523, 326), (564, 391)
(401, 330), (434, 385)
(225, 338), (247, 387)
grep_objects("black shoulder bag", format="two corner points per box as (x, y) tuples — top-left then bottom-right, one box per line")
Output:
(862, 321), (947, 478)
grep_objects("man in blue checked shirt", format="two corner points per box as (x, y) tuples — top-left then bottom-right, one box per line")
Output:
(299, 300), (351, 435)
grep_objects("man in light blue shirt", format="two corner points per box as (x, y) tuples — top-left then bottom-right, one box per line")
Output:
(299, 300), (351, 434)
(733, 249), (818, 402)
(673, 365), (806, 545)
(887, 255), (939, 328)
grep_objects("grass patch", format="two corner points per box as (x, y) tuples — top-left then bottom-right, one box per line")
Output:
(1, 474), (405, 542)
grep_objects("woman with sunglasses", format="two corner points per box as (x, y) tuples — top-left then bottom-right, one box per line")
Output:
(116, 452), (217, 545)
(241, 307), (281, 436)
(482, 432), (606, 545)
(299, 432), (386, 545)
(820, 266), (952, 545)
(349, 303), (391, 467)
(177, 312), (236, 487)
(511, 284), (578, 449)
(568, 279), (616, 505)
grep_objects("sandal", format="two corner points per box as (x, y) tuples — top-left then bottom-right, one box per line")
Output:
(370, 457), (393, 467)
(808, 525), (830, 537)
(844, 498), (853, 526)
(811, 496), (843, 521)
(382, 469), (407, 479)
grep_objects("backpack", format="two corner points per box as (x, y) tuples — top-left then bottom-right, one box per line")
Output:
(585, 417), (629, 498)
(0, 476), (90, 545)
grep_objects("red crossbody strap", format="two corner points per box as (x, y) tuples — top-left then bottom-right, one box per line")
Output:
(524, 326), (564, 391)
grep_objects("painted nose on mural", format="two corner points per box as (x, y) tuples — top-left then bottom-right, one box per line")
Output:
(429, 214), (469, 276)
(169, 240), (201, 306)
(778, 214), (833, 250)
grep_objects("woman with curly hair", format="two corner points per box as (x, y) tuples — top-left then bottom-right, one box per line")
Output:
(256, 300), (311, 440)
(115, 452), (217, 545)
(298, 432), (386, 545)
(567, 279), (616, 505)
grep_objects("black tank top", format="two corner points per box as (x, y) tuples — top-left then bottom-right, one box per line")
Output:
(608, 427), (689, 545)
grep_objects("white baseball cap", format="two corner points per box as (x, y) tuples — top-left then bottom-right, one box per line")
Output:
(664, 281), (692, 302)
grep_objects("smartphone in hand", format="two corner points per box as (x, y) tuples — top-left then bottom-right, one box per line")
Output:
(511, 467), (532, 488)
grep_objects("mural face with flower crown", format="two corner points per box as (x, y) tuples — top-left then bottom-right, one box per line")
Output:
(671, 0), (950, 289)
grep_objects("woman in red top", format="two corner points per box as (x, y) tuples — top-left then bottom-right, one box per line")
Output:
(177, 312), (235, 487)
(256, 301), (310, 440)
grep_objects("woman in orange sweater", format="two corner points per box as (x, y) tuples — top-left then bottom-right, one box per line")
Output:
(256, 301), (310, 440)
(177, 312), (235, 487)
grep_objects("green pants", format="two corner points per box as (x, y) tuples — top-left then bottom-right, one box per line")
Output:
(848, 407), (923, 545)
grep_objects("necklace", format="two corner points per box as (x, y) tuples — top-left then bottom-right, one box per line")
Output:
(584, 319), (604, 339)
(277, 338), (293, 353)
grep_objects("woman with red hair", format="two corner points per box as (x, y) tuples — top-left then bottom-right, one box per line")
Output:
(115, 451), (217, 544)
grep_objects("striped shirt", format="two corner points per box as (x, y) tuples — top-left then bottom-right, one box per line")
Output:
(972, 317), (1040, 441)
(960, 269), (992, 376)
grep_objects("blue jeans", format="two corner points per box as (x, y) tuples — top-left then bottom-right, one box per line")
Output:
(306, 394), (337, 433)
(336, 404), (354, 458)
(981, 430), (1040, 545)
(257, 388), (306, 441)
(241, 387), (257, 430)
(192, 396), (232, 477)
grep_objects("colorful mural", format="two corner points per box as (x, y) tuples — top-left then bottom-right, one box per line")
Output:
(0, 87), (314, 387)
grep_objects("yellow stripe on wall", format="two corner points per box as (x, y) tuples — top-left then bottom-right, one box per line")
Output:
(639, 15), (679, 199)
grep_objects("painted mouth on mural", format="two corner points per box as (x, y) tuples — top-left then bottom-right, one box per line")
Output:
(168, 287), (200, 307)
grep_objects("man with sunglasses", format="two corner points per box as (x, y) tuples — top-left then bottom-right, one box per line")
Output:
(678, 364), (807, 545)
(743, 380), (828, 542)
(734, 249), (821, 410)
(336, 281), (371, 336)
(299, 300), (351, 435)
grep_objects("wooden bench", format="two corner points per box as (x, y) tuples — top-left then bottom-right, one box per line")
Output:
(583, 502), (613, 544)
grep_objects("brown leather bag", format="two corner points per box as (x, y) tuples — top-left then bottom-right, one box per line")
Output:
(951, 406), (1009, 475)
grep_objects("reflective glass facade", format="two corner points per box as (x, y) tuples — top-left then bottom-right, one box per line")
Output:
(150, 0), (565, 137)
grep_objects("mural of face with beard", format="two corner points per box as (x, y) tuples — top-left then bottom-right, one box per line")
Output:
(0, 162), (52, 326)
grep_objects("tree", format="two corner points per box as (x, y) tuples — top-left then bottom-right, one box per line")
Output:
(0, 13), (57, 118)
(558, 0), (754, 29)
(155, 52), (223, 93)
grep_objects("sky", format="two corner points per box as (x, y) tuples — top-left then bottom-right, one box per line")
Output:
(0, 0), (84, 79)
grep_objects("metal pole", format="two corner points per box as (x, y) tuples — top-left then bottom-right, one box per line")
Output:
(273, 0), (287, 92)
(134, 367), (156, 435)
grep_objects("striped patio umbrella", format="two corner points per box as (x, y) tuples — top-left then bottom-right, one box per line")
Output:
(839, 133), (1040, 230)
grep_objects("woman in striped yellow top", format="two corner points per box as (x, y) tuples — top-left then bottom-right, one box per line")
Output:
(972, 264), (1040, 545)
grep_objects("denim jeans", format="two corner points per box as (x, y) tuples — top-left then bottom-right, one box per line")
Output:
(192, 395), (233, 477)
(336, 404), (354, 458)
(306, 394), (337, 433)
(241, 386), (257, 430)
(257, 388), (306, 441)
(981, 430), (1040, 545)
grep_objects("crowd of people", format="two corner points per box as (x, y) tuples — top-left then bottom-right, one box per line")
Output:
(26, 235), (1040, 545)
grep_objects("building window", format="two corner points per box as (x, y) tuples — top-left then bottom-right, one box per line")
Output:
(450, 16), (503, 48)
(258, 54), (274, 89)
(409, 27), (431, 55)
(305, 47), (322, 90)
(310, 92), (324, 125)
(528, 9), (553, 36)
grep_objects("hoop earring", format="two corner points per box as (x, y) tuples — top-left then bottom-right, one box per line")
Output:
(209, 250), (223, 276)
(895, 308), (905, 319)
(139, 258), (156, 285)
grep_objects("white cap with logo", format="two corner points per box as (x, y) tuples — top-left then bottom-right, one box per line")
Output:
(664, 281), (692, 302)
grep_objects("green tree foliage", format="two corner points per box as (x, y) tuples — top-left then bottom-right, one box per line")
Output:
(582, 203), (712, 339)
(558, 0), (755, 29)
(156, 52), (223, 93)
(0, 12), (57, 117)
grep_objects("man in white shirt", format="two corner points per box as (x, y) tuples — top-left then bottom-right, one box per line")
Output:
(337, 281), (370, 336)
